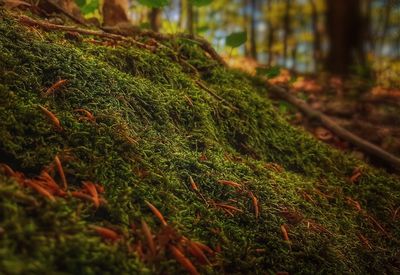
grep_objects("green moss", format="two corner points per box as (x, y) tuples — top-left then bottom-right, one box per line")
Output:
(0, 12), (399, 274)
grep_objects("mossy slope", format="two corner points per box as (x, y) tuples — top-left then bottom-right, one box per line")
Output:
(0, 13), (399, 274)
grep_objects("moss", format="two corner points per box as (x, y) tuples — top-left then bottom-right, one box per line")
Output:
(0, 12), (400, 274)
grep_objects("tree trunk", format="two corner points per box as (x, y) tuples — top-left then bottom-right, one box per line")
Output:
(187, 1), (194, 35)
(282, 0), (291, 66)
(149, 8), (162, 32)
(102, 0), (129, 26)
(249, 0), (257, 60)
(266, 0), (275, 66)
(309, 0), (321, 70)
(379, 0), (394, 55)
(325, 0), (365, 75)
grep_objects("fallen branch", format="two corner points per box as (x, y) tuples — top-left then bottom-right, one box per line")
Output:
(265, 82), (400, 172)
(18, 15), (152, 50)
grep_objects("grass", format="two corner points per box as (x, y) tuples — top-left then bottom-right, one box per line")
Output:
(0, 11), (399, 274)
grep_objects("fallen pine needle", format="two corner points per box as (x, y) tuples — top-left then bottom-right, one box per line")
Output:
(215, 203), (243, 213)
(26, 180), (56, 202)
(192, 241), (214, 255)
(54, 155), (67, 190)
(187, 241), (210, 265)
(39, 171), (60, 190)
(145, 201), (168, 226)
(75, 108), (95, 122)
(280, 224), (290, 242)
(0, 163), (15, 176)
(141, 219), (156, 256)
(38, 105), (61, 129)
(217, 179), (242, 188)
(43, 79), (68, 97)
(83, 181), (99, 208)
(249, 192), (259, 218)
(169, 244), (199, 275)
(189, 176), (199, 191)
(90, 225), (120, 241)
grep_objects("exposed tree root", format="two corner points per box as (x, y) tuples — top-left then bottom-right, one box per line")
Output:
(265, 82), (400, 172)
(18, 15), (152, 50)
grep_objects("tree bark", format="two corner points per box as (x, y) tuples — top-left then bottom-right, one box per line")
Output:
(249, 0), (257, 60)
(325, 0), (365, 75)
(283, 0), (292, 66)
(149, 8), (162, 32)
(266, 0), (275, 66)
(309, 0), (321, 70)
(102, 0), (129, 26)
(187, 1), (194, 35)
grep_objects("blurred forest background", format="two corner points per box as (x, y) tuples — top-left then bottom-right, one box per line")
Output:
(76, 0), (400, 88)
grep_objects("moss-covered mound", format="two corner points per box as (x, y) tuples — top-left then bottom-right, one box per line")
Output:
(1, 12), (400, 274)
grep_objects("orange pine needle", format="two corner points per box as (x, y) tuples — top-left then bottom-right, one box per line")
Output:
(169, 245), (199, 275)
(189, 176), (199, 191)
(217, 179), (242, 188)
(145, 201), (167, 226)
(346, 197), (362, 211)
(141, 219), (156, 256)
(38, 105), (61, 129)
(192, 241), (214, 255)
(215, 203), (243, 213)
(357, 234), (372, 250)
(350, 168), (362, 183)
(54, 156), (67, 190)
(0, 163), (15, 176)
(83, 181), (99, 208)
(39, 171), (60, 190)
(43, 79), (68, 96)
(249, 192), (259, 218)
(75, 108), (95, 122)
(280, 224), (290, 242)
(90, 225), (120, 241)
(187, 241), (210, 265)
(26, 180), (56, 202)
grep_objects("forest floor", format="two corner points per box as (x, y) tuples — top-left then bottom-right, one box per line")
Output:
(228, 57), (400, 171)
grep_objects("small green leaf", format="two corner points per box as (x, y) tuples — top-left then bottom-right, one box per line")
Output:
(138, 0), (169, 8)
(75, 0), (86, 8)
(81, 0), (98, 14)
(256, 66), (280, 79)
(140, 22), (151, 29)
(225, 31), (247, 48)
(190, 0), (212, 7)
(196, 25), (209, 33)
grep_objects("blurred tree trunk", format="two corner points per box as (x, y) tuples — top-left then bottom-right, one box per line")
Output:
(178, 0), (184, 30)
(149, 8), (162, 32)
(365, 0), (374, 52)
(243, 0), (250, 57)
(309, 0), (321, 69)
(379, 0), (394, 55)
(292, 43), (297, 70)
(249, 0), (257, 60)
(325, 0), (365, 75)
(187, 1), (194, 35)
(266, 0), (275, 66)
(102, 0), (129, 26)
(282, 0), (292, 66)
